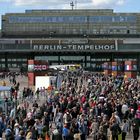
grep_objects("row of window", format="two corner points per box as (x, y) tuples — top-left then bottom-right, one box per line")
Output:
(114, 58), (137, 61)
(4, 26), (137, 34)
(35, 56), (137, 62)
(35, 56), (87, 61)
(7, 59), (27, 62)
(0, 59), (27, 62)
(0, 63), (27, 68)
(8, 15), (136, 23)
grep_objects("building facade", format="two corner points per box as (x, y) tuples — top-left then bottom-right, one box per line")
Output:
(2, 9), (139, 37)
(1, 9), (140, 72)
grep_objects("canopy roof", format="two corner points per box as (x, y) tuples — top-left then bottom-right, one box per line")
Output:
(0, 86), (11, 91)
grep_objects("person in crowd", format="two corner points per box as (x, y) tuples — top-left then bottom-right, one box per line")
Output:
(5, 125), (14, 140)
(34, 119), (43, 139)
(52, 125), (63, 140)
(132, 114), (140, 140)
(15, 130), (26, 140)
(62, 124), (69, 140)
(0, 117), (5, 138)
(100, 117), (109, 140)
(110, 120), (122, 140)
(2, 70), (140, 140)
(78, 118), (88, 140)
(14, 123), (20, 136)
(90, 118), (99, 140)
(121, 119), (129, 140)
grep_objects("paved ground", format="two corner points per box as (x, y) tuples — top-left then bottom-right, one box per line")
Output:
(0, 76), (135, 140)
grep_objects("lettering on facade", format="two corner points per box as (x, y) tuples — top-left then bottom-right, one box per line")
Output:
(61, 39), (88, 44)
(33, 44), (116, 51)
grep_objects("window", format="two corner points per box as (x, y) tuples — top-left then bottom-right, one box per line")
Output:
(12, 64), (17, 67)
(8, 59), (12, 61)
(1, 64), (5, 68)
(1, 59), (5, 62)
(8, 64), (11, 67)
(12, 59), (16, 62)
(127, 30), (130, 34)
(87, 56), (90, 61)
(9, 15), (136, 23)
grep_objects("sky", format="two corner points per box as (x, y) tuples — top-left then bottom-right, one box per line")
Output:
(0, 0), (140, 29)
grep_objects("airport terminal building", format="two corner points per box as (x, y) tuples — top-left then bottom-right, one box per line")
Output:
(1, 9), (140, 72)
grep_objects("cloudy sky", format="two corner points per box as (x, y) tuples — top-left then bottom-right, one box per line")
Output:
(0, 0), (140, 28)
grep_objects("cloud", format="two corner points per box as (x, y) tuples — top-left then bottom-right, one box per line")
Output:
(12, 0), (72, 6)
(13, 0), (46, 6)
(3, 0), (125, 8)
(117, 0), (125, 5)
(91, 0), (125, 8)
(0, 0), (11, 2)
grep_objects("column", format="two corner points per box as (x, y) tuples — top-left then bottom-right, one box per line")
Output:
(85, 55), (87, 67)
(5, 52), (8, 71)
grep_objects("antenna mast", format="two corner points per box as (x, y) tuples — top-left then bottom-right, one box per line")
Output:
(70, 1), (74, 10)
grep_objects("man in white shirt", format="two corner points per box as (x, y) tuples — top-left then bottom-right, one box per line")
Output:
(122, 119), (129, 140)
(121, 103), (128, 115)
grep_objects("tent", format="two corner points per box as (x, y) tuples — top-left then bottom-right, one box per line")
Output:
(0, 86), (11, 99)
(0, 86), (11, 114)
(0, 86), (11, 91)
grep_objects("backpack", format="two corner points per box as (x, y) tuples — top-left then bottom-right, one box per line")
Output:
(5, 128), (12, 137)
(111, 124), (121, 135)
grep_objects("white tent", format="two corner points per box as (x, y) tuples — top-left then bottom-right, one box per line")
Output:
(0, 86), (11, 91)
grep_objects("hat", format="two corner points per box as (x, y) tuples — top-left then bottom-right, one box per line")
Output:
(35, 119), (39, 122)
(66, 112), (69, 114)
(14, 123), (19, 127)
(20, 130), (24, 136)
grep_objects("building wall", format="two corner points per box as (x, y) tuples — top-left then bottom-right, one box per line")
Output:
(1, 9), (140, 71)
(1, 9), (140, 37)
(0, 37), (140, 71)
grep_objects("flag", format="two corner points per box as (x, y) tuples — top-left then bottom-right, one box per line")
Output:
(125, 65), (131, 70)
(112, 66), (117, 71)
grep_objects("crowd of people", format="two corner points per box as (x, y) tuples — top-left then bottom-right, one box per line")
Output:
(0, 70), (140, 140)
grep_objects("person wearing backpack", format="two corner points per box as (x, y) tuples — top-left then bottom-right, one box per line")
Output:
(62, 124), (69, 140)
(0, 120), (5, 138)
(5, 125), (14, 140)
(78, 118), (88, 140)
(121, 119), (129, 140)
(15, 130), (26, 140)
(110, 120), (121, 140)
(63, 111), (72, 129)
(132, 115), (140, 140)
(52, 126), (63, 140)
